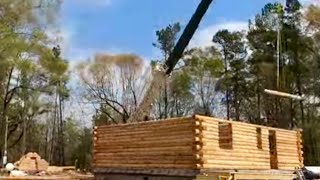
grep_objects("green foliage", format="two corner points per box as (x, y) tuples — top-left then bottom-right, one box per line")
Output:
(70, 128), (92, 170)
(153, 23), (181, 58)
(0, 0), (72, 166)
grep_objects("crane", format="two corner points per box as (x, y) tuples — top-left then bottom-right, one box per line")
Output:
(127, 0), (213, 122)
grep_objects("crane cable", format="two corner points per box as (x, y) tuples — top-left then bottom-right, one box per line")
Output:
(264, 0), (303, 100)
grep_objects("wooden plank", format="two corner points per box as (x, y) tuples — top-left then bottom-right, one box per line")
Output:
(202, 164), (270, 170)
(232, 172), (295, 180)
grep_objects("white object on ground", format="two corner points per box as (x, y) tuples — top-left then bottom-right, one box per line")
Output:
(5, 163), (15, 171)
(305, 166), (320, 174)
(10, 170), (28, 177)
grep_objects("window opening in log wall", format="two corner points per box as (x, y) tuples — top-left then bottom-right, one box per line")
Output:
(256, 127), (262, 149)
(218, 122), (233, 149)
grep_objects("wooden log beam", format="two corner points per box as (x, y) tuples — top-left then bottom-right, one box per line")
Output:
(264, 89), (303, 100)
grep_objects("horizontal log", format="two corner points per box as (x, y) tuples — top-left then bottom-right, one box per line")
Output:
(96, 121), (195, 132)
(277, 159), (301, 164)
(232, 173), (295, 179)
(202, 156), (270, 163)
(94, 141), (196, 149)
(203, 123), (264, 134)
(276, 136), (298, 141)
(196, 115), (299, 134)
(95, 134), (195, 143)
(277, 151), (300, 156)
(93, 150), (195, 157)
(201, 132), (262, 139)
(97, 117), (193, 129)
(202, 131), (269, 140)
(200, 149), (270, 155)
(276, 146), (299, 152)
(96, 137), (195, 145)
(202, 141), (270, 149)
(204, 159), (270, 166)
(278, 163), (302, 167)
(278, 163), (303, 167)
(94, 163), (198, 169)
(93, 145), (197, 153)
(93, 151), (197, 157)
(96, 129), (194, 139)
(97, 126), (195, 137)
(202, 146), (298, 155)
(203, 140), (269, 148)
(277, 152), (300, 157)
(94, 155), (197, 161)
(202, 164), (270, 170)
(94, 159), (197, 165)
(199, 150), (270, 157)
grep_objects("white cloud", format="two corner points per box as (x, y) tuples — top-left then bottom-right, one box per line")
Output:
(189, 21), (248, 48)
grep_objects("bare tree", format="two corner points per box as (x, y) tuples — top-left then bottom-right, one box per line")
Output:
(77, 53), (148, 124)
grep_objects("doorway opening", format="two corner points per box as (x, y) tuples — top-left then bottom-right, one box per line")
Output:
(269, 130), (278, 169)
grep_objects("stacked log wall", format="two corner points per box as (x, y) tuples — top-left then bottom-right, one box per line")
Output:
(194, 115), (303, 171)
(93, 117), (202, 169)
(276, 129), (304, 170)
(93, 115), (304, 173)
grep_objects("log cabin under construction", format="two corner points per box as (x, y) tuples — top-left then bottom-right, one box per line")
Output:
(93, 115), (304, 180)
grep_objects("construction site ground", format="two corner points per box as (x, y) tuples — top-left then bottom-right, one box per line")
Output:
(0, 169), (93, 180)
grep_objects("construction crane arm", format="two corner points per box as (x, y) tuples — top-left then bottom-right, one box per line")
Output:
(164, 0), (213, 75)
(127, 0), (213, 122)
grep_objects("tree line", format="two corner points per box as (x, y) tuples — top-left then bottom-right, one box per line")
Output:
(0, 0), (91, 170)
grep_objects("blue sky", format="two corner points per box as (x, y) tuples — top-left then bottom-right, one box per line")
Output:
(59, 0), (311, 64)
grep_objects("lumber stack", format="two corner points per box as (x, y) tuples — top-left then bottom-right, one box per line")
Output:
(93, 117), (201, 169)
(93, 115), (304, 173)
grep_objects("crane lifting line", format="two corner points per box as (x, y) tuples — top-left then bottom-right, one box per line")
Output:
(263, 0), (303, 101)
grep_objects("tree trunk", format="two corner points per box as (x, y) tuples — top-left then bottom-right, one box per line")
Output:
(164, 77), (168, 118)
(257, 80), (261, 124)
(223, 50), (230, 120)
(58, 84), (65, 165)
(49, 87), (58, 164)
